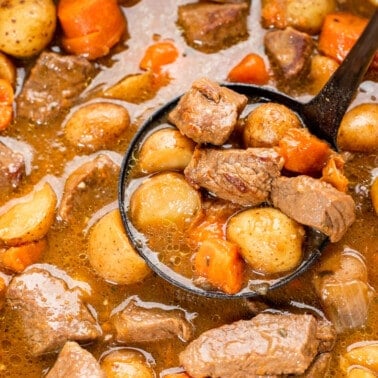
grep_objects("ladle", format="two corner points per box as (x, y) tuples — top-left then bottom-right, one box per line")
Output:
(119, 10), (378, 299)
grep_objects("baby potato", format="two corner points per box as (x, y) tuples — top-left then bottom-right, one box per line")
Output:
(226, 207), (304, 274)
(101, 349), (154, 378)
(88, 209), (151, 285)
(130, 172), (201, 235)
(0, 182), (57, 246)
(65, 102), (130, 152)
(139, 128), (195, 174)
(337, 103), (378, 152)
(286, 0), (336, 35)
(309, 55), (339, 95)
(0, 0), (56, 58)
(243, 103), (302, 148)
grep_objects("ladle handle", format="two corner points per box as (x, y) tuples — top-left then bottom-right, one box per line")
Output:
(301, 9), (378, 147)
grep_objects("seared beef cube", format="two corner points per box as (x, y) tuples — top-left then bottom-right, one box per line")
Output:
(179, 313), (320, 377)
(264, 27), (313, 85)
(178, 2), (249, 53)
(169, 78), (247, 145)
(112, 299), (194, 343)
(0, 141), (25, 191)
(185, 147), (284, 206)
(6, 267), (101, 356)
(271, 175), (355, 242)
(46, 341), (105, 378)
(16, 52), (95, 125)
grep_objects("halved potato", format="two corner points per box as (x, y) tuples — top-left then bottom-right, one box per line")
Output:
(88, 209), (151, 285)
(0, 183), (57, 246)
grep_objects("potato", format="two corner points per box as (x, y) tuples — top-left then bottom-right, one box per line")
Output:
(139, 128), (195, 174)
(337, 103), (378, 152)
(0, 0), (56, 58)
(309, 55), (339, 95)
(340, 343), (378, 375)
(371, 177), (378, 215)
(0, 52), (16, 87)
(88, 209), (150, 285)
(226, 207), (304, 274)
(65, 102), (130, 152)
(347, 368), (376, 378)
(101, 349), (154, 378)
(243, 103), (302, 148)
(286, 0), (336, 35)
(130, 172), (201, 235)
(0, 182), (57, 246)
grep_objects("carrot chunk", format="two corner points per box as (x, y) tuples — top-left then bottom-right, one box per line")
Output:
(227, 53), (269, 85)
(0, 239), (47, 273)
(194, 238), (244, 295)
(318, 12), (378, 65)
(0, 78), (14, 131)
(58, 0), (126, 60)
(139, 41), (179, 72)
(277, 128), (331, 175)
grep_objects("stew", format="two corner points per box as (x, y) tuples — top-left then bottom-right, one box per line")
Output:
(0, 0), (377, 377)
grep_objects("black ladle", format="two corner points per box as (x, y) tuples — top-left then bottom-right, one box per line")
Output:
(119, 10), (378, 299)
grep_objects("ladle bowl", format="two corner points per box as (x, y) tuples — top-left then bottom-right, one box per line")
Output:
(119, 10), (378, 299)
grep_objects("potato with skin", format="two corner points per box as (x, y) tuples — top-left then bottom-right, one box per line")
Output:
(243, 102), (302, 148)
(130, 172), (202, 235)
(101, 349), (154, 378)
(0, 182), (57, 246)
(88, 209), (150, 285)
(65, 102), (130, 152)
(139, 128), (196, 174)
(309, 55), (339, 95)
(0, 0), (56, 58)
(337, 103), (378, 152)
(226, 207), (304, 274)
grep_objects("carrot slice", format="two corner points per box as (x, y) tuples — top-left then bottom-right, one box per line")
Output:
(58, 0), (126, 60)
(0, 239), (47, 273)
(227, 53), (269, 85)
(139, 41), (179, 72)
(277, 128), (331, 175)
(318, 12), (378, 65)
(194, 238), (244, 295)
(0, 78), (14, 131)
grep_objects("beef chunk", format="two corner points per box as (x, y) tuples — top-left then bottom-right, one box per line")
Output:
(6, 267), (101, 356)
(178, 2), (249, 53)
(46, 341), (105, 378)
(58, 154), (120, 222)
(264, 27), (313, 86)
(169, 78), (247, 145)
(179, 313), (320, 377)
(16, 52), (95, 125)
(271, 175), (355, 242)
(0, 141), (25, 191)
(112, 299), (193, 344)
(184, 147), (284, 206)
(299, 352), (332, 378)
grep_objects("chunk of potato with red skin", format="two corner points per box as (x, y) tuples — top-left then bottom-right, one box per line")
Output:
(0, 183), (57, 246)
(88, 209), (151, 285)
(138, 128), (195, 174)
(64, 102), (130, 152)
(337, 103), (378, 152)
(130, 172), (202, 235)
(100, 349), (154, 378)
(226, 207), (304, 274)
(243, 102), (302, 148)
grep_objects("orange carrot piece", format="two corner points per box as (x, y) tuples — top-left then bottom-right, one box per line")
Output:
(0, 239), (47, 273)
(318, 12), (377, 64)
(0, 78), (14, 131)
(194, 238), (244, 295)
(187, 216), (225, 249)
(227, 53), (269, 85)
(58, 0), (126, 60)
(321, 154), (349, 192)
(139, 41), (179, 72)
(277, 128), (331, 175)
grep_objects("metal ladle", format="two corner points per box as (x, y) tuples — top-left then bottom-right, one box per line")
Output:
(119, 10), (378, 298)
